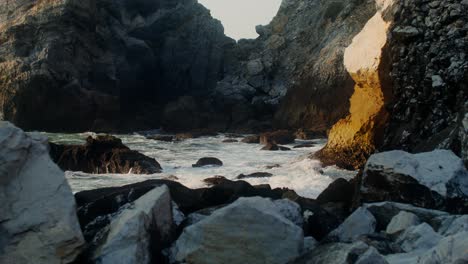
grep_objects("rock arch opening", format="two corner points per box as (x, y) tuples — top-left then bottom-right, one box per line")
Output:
(198, 0), (282, 40)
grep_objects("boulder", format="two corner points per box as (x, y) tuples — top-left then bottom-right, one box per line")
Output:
(260, 130), (295, 145)
(92, 186), (173, 263)
(386, 211), (421, 234)
(359, 150), (468, 212)
(363, 202), (448, 231)
(203, 176), (228, 186)
(241, 135), (260, 144)
(273, 199), (304, 227)
(75, 179), (288, 229)
(316, 178), (354, 206)
(365, 150), (468, 198)
(327, 207), (376, 242)
(171, 197), (304, 264)
(291, 241), (372, 264)
(49, 135), (162, 174)
(192, 157), (223, 167)
(237, 172), (273, 179)
(0, 122), (84, 264)
(418, 232), (468, 264)
(355, 247), (388, 264)
(396, 223), (442, 252)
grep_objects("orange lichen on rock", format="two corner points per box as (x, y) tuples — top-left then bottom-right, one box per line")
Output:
(317, 5), (394, 170)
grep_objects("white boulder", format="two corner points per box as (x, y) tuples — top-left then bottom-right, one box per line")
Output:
(419, 231), (468, 264)
(328, 207), (376, 242)
(396, 223), (442, 252)
(171, 197), (304, 264)
(0, 122), (84, 264)
(435, 215), (468, 236)
(386, 211), (421, 234)
(274, 198), (304, 227)
(364, 150), (468, 198)
(355, 247), (389, 264)
(93, 185), (173, 264)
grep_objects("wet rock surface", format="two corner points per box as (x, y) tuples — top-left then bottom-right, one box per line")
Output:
(192, 157), (223, 167)
(49, 135), (162, 174)
(0, 122), (84, 264)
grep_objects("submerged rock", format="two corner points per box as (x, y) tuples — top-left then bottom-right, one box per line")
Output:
(237, 172), (273, 179)
(192, 157), (223, 167)
(49, 135), (162, 174)
(171, 197), (304, 264)
(0, 122), (84, 264)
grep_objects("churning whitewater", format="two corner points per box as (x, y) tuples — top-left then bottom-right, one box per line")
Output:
(45, 132), (356, 198)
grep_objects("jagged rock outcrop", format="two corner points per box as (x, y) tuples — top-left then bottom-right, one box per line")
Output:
(216, 0), (378, 132)
(318, 0), (468, 168)
(317, 0), (396, 169)
(0, 122), (84, 264)
(0, 0), (231, 132)
(91, 186), (174, 264)
(49, 135), (162, 174)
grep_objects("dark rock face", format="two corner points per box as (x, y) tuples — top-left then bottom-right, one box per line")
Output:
(383, 0), (468, 165)
(49, 135), (162, 174)
(192, 157), (223, 167)
(0, 0), (231, 132)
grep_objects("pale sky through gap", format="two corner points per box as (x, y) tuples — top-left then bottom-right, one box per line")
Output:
(198, 0), (282, 40)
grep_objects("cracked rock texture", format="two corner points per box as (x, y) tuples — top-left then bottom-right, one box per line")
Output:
(0, 0), (231, 132)
(0, 121), (84, 264)
(383, 0), (468, 166)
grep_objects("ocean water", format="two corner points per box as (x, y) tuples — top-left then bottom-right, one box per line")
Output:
(45, 132), (357, 198)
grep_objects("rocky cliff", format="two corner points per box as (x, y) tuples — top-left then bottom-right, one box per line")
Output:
(0, 0), (231, 132)
(214, 0), (378, 132)
(319, 0), (468, 168)
(0, 0), (466, 166)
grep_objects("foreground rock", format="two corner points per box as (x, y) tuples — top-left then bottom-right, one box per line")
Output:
(171, 197), (304, 264)
(92, 186), (173, 263)
(358, 150), (468, 213)
(0, 122), (84, 264)
(192, 157), (223, 167)
(49, 135), (162, 174)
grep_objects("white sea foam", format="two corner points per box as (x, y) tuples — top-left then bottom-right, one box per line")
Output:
(49, 133), (356, 199)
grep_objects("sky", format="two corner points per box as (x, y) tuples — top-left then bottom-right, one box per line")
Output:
(198, 0), (282, 40)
